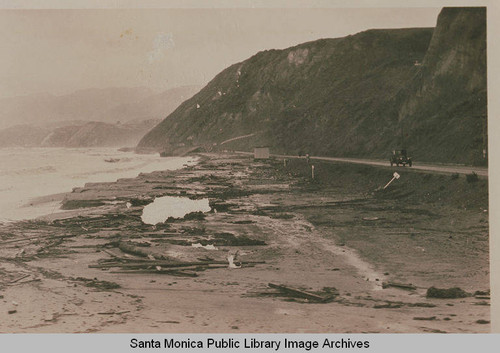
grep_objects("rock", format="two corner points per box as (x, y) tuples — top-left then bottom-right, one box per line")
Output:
(426, 286), (468, 299)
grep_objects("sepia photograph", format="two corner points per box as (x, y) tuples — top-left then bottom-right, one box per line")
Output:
(0, 1), (491, 335)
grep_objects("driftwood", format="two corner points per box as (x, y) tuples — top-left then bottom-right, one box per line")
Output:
(101, 248), (142, 261)
(1, 234), (75, 245)
(111, 264), (227, 272)
(382, 282), (417, 291)
(268, 283), (329, 302)
(117, 241), (168, 260)
(101, 249), (124, 259)
(413, 316), (436, 321)
(36, 239), (64, 254)
(90, 259), (265, 269)
(118, 241), (151, 258)
(111, 269), (199, 277)
(9, 278), (41, 286)
(98, 310), (130, 315)
(9, 274), (31, 284)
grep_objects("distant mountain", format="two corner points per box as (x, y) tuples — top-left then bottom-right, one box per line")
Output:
(0, 86), (200, 130)
(0, 119), (160, 148)
(138, 7), (486, 165)
(0, 124), (51, 147)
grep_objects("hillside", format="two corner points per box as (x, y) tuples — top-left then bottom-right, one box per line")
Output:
(138, 8), (486, 165)
(0, 119), (160, 148)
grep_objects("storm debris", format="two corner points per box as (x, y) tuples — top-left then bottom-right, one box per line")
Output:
(268, 283), (334, 303)
(382, 282), (417, 291)
(413, 316), (436, 321)
(72, 277), (121, 290)
(426, 287), (468, 299)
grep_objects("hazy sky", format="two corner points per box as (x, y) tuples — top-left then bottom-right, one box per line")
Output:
(0, 8), (441, 98)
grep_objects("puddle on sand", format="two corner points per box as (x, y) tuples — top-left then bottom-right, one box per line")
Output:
(141, 196), (211, 225)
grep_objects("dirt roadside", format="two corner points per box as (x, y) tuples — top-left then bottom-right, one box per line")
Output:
(0, 154), (490, 333)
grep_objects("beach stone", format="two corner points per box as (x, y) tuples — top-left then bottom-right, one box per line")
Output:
(426, 287), (468, 299)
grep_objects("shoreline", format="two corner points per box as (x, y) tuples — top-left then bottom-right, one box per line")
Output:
(0, 150), (197, 223)
(0, 153), (490, 333)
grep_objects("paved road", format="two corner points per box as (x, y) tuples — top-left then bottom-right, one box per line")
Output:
(235, 151), (488, 178)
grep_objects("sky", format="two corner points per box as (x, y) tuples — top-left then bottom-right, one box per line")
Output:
(0, 7), (441, 98)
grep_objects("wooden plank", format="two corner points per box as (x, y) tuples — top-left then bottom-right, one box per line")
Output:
(98, 310), (130, 315)
(101, 248), (137, 261)
(268, 283), (328, 302)
(118, 241), (163, 259)
(111, 269), (198, 277)
(1, 234), (75, 245)
(90, 260), (265, 269)
(9, 274), (31, 284)
(382, 282), (417, 291)
(110, 264), (226, 272)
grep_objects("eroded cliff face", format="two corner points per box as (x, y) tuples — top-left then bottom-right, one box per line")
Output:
(397, 7), (486, 164)
(139, 7), (486, 165)
(139, 28), (433, 155)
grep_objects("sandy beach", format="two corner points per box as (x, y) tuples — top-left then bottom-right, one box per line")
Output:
(0, 153), (490, 333)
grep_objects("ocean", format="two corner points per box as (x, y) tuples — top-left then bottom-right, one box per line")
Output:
(0, 147), (195, 222)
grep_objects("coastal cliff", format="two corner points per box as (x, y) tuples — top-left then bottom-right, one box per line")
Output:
(139, 8), (486, 165)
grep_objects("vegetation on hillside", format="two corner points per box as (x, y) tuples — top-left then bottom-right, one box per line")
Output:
(139, 8), (486, 166)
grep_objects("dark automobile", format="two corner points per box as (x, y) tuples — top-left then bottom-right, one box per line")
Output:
(390, 149), (412, 167)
